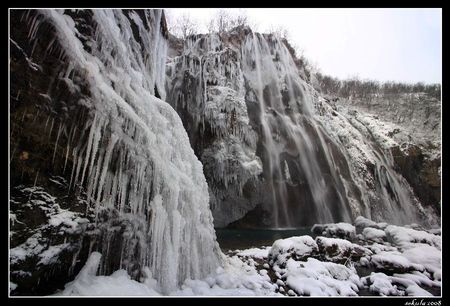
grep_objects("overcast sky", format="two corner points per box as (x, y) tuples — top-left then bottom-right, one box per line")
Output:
(165, 8), (442, 84)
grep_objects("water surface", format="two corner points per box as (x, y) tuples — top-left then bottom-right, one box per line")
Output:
(215, 227), (314, 251)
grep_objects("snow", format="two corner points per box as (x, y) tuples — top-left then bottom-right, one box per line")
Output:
(312, 222), (356, 239)
(370, 251), (425, 272)
(402, 244), (441, 280)
(57, 252), (161, 296)
(355, 216), (378, 230)
(363, 272), (403, 296)
(363, 271), (436, 297)
(283, 258), (362, 296)
(316, 92), (437, 226)
(316, 236), (371, 261)
(58, 252), (280, 296)
(172, 258), (279, 296)
(10, 282), (17, 292)
(236, 247), (270, 259)
(38, 243), (69, 266)
(385, 225), (441, 250)
(10, 233), (45, 265)
(362, 227), (386, 242)
(48, 210), (80, 231)
(268, 236), (318, 266)
(52, 217), (440, 297)
(13, 11), (441, 296)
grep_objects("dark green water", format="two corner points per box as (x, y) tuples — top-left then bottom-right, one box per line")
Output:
(215, 227), (314, 251)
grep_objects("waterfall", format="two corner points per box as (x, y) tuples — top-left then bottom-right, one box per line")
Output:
(241, 32), (353, 227)
(26, 9), (222, 294)
(166, 28), (435, 228)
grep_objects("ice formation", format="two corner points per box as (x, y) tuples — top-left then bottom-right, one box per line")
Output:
(20, 9), (222, 293)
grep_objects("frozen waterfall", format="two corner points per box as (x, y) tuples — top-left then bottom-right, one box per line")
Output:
(28, 9), (222, 293)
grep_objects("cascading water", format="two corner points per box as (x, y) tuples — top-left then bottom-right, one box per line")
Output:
(343, 114), (424, 225)
(241, 32), (353, 227)
(166, 27), (436, 228)
(17, 9), (222, 294)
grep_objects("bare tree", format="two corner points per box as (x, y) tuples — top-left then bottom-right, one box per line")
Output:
(267, 24), (290, 40)
(207, 10), (232, 33)
(230, 9), (249, 29)
(173, 13), (198, 39)
(206, 9), (255, 34)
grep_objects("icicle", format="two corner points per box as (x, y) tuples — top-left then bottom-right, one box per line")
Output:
(80, 114), (98, 187)
(48, 117), (55, 140)
(36, 9), (222, 294)
(52, 122), (63, 165)
(63, 143), (70, 174)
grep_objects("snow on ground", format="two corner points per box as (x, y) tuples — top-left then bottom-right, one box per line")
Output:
(55, 252), (161, 296)
(236, 246), (270, 259)
(58, 251), (280, 296)
(53, 217), (440, 297)
(282, 258), (362, 296)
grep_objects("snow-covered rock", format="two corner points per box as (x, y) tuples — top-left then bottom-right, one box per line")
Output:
(311, 222), (356, 240)
(268, 236), (318, 266)
(315, 236), (371, 263)
(362, 227), (386, 243)
(283, 258), (362, 296)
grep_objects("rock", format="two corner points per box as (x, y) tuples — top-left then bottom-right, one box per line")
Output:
(311, 222), (356, 240)
(362, 227), (387, 243)
(390, 145), (440, 214)
(315, 236), (372, 263)
(268, 236), (318, 267)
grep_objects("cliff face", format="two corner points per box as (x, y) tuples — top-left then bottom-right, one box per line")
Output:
(341, 93), (441, 213)
(10, 9), (221, 295)
(165, 27), (440, 229)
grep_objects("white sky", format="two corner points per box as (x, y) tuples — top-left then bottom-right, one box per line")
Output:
(165, 8), (442, 84)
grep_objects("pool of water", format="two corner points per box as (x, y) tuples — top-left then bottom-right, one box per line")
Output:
(215, 227), (315, 251)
